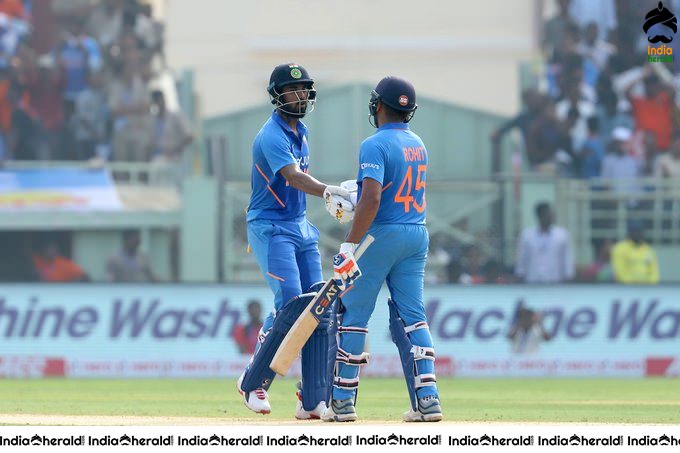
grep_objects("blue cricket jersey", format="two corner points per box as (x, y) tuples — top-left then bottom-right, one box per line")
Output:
(247, 111), (310, 221)
(357, 122), (427, 225)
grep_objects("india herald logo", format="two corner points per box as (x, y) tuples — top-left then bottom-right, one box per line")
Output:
(644, 2), (677, 43)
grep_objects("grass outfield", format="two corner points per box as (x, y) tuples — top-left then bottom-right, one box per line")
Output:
(1, 378), (680, 424)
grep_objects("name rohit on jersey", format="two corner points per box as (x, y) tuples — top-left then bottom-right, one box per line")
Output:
(403, 146), (425, 162)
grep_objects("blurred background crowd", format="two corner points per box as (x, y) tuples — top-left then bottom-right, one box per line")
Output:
(429, 0), (678, 285)
(492, 0), (680, 181)
(0, 0), (192, 164)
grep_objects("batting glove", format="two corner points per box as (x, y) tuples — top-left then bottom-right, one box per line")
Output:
(333, 242), (361, 290)
(324, 185), (355, 224)
(340, 179), (359, 206)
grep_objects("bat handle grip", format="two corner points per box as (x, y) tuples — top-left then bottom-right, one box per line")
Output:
(353, 234), (374, 260)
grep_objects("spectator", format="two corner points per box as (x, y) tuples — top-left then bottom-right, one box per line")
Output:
(577, 21), (616, 70)
(107, 229), (158, 282)
(232, 299), (263, 355)
(595, 73), (634, 149)
(71, 70), (108, 160)
(569, 0), (617, 41)
(108, 60), (150, 161)
(33, 241), (89, 282)
(578, 238), (614, 282)
(578, 116), (605, 179)
(526, 99), (572, 173)
(24, 53), (65, 159)
(55, 15), (101, 102)
(490, 88), (545, 147)
(137, 2), (164, 66)
(148, 89), (193, 164)
(507, 304), (551, 354)
(516, 202), (575, 283)
(611, 222), (659, 284)
(625, 66), (674, 151)
(8, 80), (47, 160)
(554, 53), (597, 104)
(654, 131), (680, 178)
(0, 0), (26, 20)
(86, 0), (124, 49)
(543, 0), (578, 57)
(0, 8), (30, 67)
(556, 80), (595, 153)
(601, 127), (642, 196)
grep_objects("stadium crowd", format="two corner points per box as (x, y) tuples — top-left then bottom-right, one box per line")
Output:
(0, 0), (192, 164)
(440, 0), (673, 285)
(493, 0), (680, 181)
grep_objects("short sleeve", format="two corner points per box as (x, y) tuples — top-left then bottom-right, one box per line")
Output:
(260, 132), (296, 175)
(358, 139), (385, 185)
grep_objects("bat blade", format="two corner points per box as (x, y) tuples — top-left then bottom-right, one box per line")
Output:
(270, 234), (374, 376)
(270, 278), (340, 376)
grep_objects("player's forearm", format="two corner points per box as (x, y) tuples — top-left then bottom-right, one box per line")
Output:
(286, 171), (326, 197)
(345, 197), (379, 244)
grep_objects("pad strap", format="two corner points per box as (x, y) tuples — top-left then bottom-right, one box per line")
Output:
(411, 346), (435, 361)
(404, 321), (429, 333)
(414, 373), (437, 388)
(333, 376), (360, 390)
(338, 326), (368, 334)
(336, 348), (370, 366)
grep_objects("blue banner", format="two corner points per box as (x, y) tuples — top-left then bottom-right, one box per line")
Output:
(0, 284), (678, 377)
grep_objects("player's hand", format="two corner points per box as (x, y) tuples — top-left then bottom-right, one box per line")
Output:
(333, 242), (361, 290)
(340, 179), (359, 206)
(324, 185), (354, 224)
(323, 184), (350, 201)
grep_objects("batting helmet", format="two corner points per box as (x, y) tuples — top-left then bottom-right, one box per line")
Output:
(368, 76), (417, 127)
(267, 63), (316, 118)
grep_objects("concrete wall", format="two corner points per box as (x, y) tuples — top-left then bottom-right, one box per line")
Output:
(164, 0), (539, 117)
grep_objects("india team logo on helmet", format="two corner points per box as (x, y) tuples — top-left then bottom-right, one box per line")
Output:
(267, 63), (316, 118)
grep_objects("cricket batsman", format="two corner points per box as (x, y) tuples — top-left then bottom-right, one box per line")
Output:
(237, 63), (355, 418)
(322, 76), (443, 422)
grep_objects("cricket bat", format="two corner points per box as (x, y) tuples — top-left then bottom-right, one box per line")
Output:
(270, 234), (374, 376)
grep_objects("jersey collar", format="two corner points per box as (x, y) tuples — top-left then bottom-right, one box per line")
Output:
(378, 122), (410, 131)
(272, 110), (308, 137)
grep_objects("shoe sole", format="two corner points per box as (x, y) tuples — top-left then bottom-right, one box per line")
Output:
(295, 392), (323, 420)
(404, 413), (443, 422)
(323, 414), (358, 422)
(241, 399), (271, 415)
(295, 414), (321, 420)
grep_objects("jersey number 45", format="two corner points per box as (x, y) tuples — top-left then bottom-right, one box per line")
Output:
(395, 164), (426, 213)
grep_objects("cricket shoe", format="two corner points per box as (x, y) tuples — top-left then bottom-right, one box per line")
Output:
(294, 382), (327, 420)
(403, 395), (443, 422)
(321, 399), (358, 422)
(237, 371), (271, 415)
